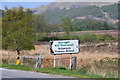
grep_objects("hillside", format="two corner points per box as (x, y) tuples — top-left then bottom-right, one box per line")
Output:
(31, 2), (118, 24)
(0, 9), (3, 17)
(101, 3), (118, 19)
(43, 6), (103, 24)
(31, 2), (113, 14)
(31, 2), (92, 14)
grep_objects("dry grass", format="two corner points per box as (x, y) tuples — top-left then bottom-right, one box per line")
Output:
(1, 42), (118, 68)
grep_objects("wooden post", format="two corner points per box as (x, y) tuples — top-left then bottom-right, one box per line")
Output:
(35, 54), (43, 68)
(22, 57), (25, 65)
(72, 54), (77, 70)
(35, 58), (40, 68)
(20, 56), (23, 65)
(8, 52), (10, 64)
(54, 55), (56, 67)
(69, 54), (72, 69)
(58, 54), (62, 66)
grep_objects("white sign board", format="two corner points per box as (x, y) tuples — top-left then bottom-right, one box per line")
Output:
(50, 40), (80, 55)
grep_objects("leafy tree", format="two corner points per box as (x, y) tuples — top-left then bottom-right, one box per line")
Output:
(45, 24), (60, 33)
(32, 14), (46, 33)
(2, 7), (36, 55)
(60, 18), (73, 35)
(103, 22), (109, 30)
(32, 14), (46, 40)
(0, 18), (2, 49)
(73, 19), (103, 31)
(32, 14), (61, 41)
(79, 32), (97, 42)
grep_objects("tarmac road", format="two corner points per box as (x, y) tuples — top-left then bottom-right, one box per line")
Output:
(1, 68), (96, 80)
(0, 68), (73, 78)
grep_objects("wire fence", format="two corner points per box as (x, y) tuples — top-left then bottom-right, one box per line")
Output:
(22, 56), (76, 69)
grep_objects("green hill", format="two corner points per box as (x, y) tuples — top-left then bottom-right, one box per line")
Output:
(101, 3), (118, 19)
(43, 6), (104, 24)
(42, 3), (118, 24)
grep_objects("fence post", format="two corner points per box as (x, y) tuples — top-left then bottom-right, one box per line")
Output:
(58, 54), (62, 66)
(72, 55), (77, 70)
(22, 57), (25, 65)
(35, 53), (44, 68)
(8, 52), (10, 64)
(35, 58), (39, 68)
(21, 56), (23, 65)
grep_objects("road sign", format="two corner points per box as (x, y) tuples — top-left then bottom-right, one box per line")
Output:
(50, 40), (80, 55)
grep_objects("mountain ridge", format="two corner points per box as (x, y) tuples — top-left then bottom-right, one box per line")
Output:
(31, 2), (115, 14)
(29, 2), (118, 24)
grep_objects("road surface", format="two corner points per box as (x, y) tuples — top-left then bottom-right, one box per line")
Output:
(0, 68), (73, 78)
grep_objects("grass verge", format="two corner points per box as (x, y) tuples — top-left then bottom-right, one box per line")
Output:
(0, 64), (103, 78)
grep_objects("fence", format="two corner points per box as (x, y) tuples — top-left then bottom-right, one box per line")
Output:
(2, 51), (18, 64)
(42, 57), (70, 68)
(2, 51), (77, 69)
(22, 57), (37, 67)
(22, 56), (77, 69)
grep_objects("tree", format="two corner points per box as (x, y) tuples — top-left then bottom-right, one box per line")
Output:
(32, 14), (46, 33)
(73, 19), (103, 31)
(32, 14), (46, 40)
(0, 18), (2, 49)
(2, 7), (36, 55)
(60, 18), (73, 35)
(103, 22), (109, 30)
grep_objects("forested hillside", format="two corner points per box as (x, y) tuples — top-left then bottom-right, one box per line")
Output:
(30, 2), (118, 25)
(1, 3), (118, 33)
(43, 6), (103, 24)
(73, 19), (117, 31)
(101, 3), (118, 19)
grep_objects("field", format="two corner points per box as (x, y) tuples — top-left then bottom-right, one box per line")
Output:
(1, 41), (119, 78)
(1, 30), (119, 78)
(2, 30), (118, 67)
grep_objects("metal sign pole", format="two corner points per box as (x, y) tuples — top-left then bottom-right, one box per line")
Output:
(69, 53), (72, 69)
(54, 55), (56, 67)
(50, 40), (80, 69)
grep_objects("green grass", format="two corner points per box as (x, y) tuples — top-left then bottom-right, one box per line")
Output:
(0, 64), (103, 78)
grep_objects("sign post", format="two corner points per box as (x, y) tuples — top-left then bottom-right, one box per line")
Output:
(54, 55), (56, 67)
(50, 40), (80, 68)
(69, 54), (72, 69)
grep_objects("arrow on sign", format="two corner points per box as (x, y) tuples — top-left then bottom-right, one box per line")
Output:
(50, 40), (80, 55)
